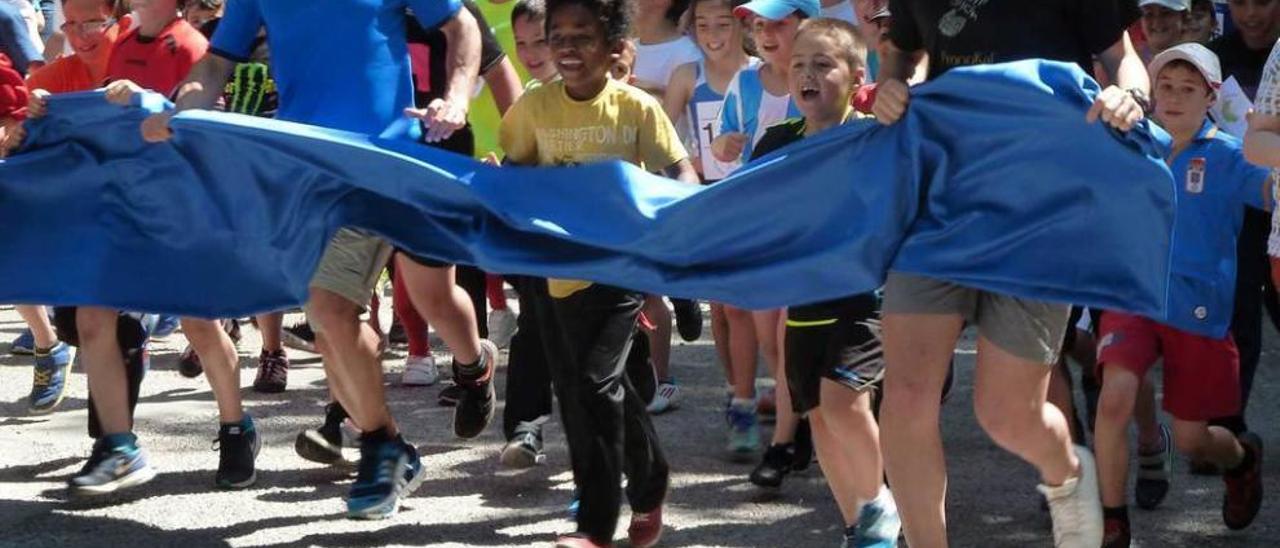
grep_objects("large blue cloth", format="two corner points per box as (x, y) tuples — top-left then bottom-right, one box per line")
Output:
(0, 61), (1181, 332)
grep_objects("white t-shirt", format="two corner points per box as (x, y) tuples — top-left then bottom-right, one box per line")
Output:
(821, 0), (857, 25)
(1256, 39), (1280, 258)
(634, 35), (702, 93)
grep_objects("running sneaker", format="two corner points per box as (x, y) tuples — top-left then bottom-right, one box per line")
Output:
(1102, 516), (1130, 548)
(214, 417), (260, 489)
(9, 329), (34, 355)
(1223, 432), (1264, 530)
(646, 380), (681, 415)
(672, 298), (703, 342)
(453, 340), (498, 439)
(843, 489), (902, 548)
(252, 350), (289, 393)
(177, 345), (203, 378)
(295, 403), (353, 466)
(726, 400), (760, 461)
(437, 382), (462, 407)
(151, 315), (180, 338)
(628, 504), (663, 548)
(500, 421), (546, 468)
(29, 342), (73, 414)
(69, 439), (156, 496)
(1038, 445), (1103, 548)
(487, 308), (518, 349)
(1134, 423), (1172, 510)
(401, 354), (440, 386)
(346, 436), (427, 520)
(749, 443), (794, 488)
(553, 533), (611, 548)
(282, 321), (317, 353)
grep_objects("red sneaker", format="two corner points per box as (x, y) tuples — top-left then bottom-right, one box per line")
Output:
(1223, 432), (1264, 530)
(628, 505), (663, 548)
(553, 533), (611, 548)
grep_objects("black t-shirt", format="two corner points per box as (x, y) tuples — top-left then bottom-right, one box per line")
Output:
(1209, 31), (1271, 100)
(404, 0), (504, 154)
(887, 0), (1139, 79)
(750, 117), (807, 162)
(199, 18), (277, 117)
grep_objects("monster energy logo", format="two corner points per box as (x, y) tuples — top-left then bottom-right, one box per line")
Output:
(224, 62), (275, 116)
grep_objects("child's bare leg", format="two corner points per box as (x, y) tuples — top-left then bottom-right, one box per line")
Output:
(1094, 366), (1141, 508)
(16, 305), (57, 349)
(181, 318), (243, 423)
(810, 380), (883, 524)
(78, 307), (130, 433)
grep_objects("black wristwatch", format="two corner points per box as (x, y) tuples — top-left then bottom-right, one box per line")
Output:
(1125, 87), (1152, 115)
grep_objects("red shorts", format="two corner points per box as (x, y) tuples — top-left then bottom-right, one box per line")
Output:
(1096, 312), (1240, 421)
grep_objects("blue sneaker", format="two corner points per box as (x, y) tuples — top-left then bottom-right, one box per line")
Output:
(151, 315), (180, 338)
(346, 437), (427, 519)
(29, 342), (73, 414)
(9, 329), (34, 355)
(69, 437), (156, 497)
(843, 489), (902, 548)
(726, 400), (760, 461)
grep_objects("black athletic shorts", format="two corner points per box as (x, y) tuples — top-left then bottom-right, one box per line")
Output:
(784, 292), (884, 414)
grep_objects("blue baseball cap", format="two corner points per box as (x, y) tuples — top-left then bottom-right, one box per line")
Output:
(733, 0), (821, 21)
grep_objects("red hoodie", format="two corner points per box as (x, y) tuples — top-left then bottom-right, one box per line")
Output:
(0, 53), (28, 121)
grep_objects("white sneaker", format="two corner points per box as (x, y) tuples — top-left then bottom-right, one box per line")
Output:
(646, 381), (681, 414)
(401, 355), (440, 386)
(1038, 445), (1103, 548)
(487, 308), (518, 349)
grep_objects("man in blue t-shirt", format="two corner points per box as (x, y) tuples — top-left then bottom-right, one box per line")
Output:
(137, 0), (491, 520)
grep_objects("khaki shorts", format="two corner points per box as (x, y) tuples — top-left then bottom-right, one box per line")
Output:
(882, 272), (1069, 364)
(304, 228), (392, 325)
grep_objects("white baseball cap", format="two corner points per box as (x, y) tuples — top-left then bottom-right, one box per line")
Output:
(1148, 42), (1223, 89)
(1139, 0), (1191, 10)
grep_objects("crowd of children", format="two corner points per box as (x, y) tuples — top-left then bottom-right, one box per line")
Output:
(4, 0), (1280, 547)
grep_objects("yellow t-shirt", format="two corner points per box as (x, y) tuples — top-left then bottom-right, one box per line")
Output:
(500, 78), (688, 297)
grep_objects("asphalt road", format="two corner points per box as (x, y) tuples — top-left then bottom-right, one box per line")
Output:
(0, 302), (1277, 547)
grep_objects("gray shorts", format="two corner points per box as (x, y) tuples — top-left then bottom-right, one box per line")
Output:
(304, 228), (392, 324)
(882, 272), (1069, 365)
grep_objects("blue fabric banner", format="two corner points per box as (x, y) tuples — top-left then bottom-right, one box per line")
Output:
(0, 61), (1180, 332)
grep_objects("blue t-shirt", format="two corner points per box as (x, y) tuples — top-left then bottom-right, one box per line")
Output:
(210, 0), (461, 134)
(1164, 120), (1273, 337)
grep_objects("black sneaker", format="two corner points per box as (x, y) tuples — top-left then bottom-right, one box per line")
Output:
(792, 419), (814, 472)
(500, 421), (546, 468)
(282, 321), (317, 353)
(215, 417), (261, 489)
(453, 340), (498, 439)
(438, 383), (462, 407)
(672, 298), (703, 342)
(252, 350), (289, 393)
(749, 443), (795, 488)
(178, 346), (204, 378)
(295, 403), (350, 465)
(1134, 423), (1171, 510)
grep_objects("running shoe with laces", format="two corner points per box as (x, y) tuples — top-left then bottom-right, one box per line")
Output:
(177, 345), (204, 378)
(295, 403), (353, 466)
(29, 342), (73, 414)
(1101, 516), (1130, 548)
(500, 421), (546, 468)
(437, 382), (462, 407)
(282, 321), (317, 353)
(628, 504), (664, 548)
(1134, 423), (1172, 510)
(487, 308), (518, 349)
(750, 443), (794, 488)
(69, 437), (156, 496)
(453, 339), (498, 439)
(346, 435), (427, 520)
(672, 298), (703, 342)
(843, 488), (901, 548)
(1222, 432), (1264, 530)
(9, 329), (34, 355)
(253, 350), (289, 393)
(401, 354), (440, 386)
(1038, 445), (1103, 548)
(646, 380), (681, 415)
(726, 400), (760, 461)
(214, 417), (260, 489)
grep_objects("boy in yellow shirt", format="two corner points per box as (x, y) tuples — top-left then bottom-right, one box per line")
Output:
(498, 0), (697, 545)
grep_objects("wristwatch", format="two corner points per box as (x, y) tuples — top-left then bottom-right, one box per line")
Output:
(1125, 87), (1152, 115)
